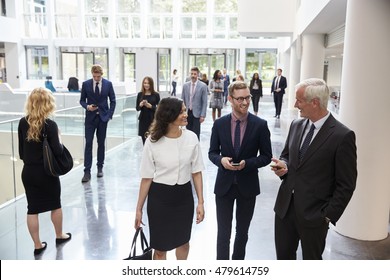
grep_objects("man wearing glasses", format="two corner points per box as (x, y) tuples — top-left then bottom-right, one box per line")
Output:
(208, 81), (272, 260)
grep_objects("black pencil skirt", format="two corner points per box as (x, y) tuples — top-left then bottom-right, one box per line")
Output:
(147, 181), (194, 251)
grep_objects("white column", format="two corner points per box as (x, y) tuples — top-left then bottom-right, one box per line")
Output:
(288, 43), (300, 109)
(300, 34), (324, 80)
(335, 0), (390, 240)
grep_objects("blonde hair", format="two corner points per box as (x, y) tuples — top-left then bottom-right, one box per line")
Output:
(228, 81), (248, 96)
(25, 87), (56, 142)
(91, 64), (103, 75)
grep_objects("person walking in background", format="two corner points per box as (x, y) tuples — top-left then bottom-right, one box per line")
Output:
(249, 73), (263, 115)
(271, 68), (287, 119)
(209, 69), (224, 122)
(136, 76), (160, 145)
(67, 77), (80, 92)
(135, 97), (205, 260)
(232, 69), (242, 82)
(236, 74), (245, 82)
(209, 81), (272, 260)
(80, 64), (116, 183)
(171, 69), (179, 96)
(200, 73), (209, 87)
(271, 78), (357, 260)
(18, 87), (72, 256)
(222, 68), (230, 105)
(181, 66), (208, 139)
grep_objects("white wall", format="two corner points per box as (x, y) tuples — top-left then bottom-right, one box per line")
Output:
(237, 0), (295, 37)
(326, 57), (342, 87)
(135, 49), (158, 93)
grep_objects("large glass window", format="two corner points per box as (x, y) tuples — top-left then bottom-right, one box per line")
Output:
(196, 17), (207, 39)
(213, 17), (226, 39)
(188, 51), (226, 81)
(124, 52), (136, 82)
(85, 0), (108, 13)
(1, 0), (6, 16)
(148, 16), (161, 39)
(246, 49), (277, 87)
(23, 0), (48, 38)
(117, 0), (140, 13)
(214, 0), (237, 13)
(85, 0), (109, 38)
(180, 17), (193, 39)
(26, 46), (49, 80)
(150, 0), (173, 13)
(54, 0), (79, 38)
(61, 52), (94, 81)
(182, 0), (207, 13)
(229, 17), (239, 39)
(60, 47), (108, 81)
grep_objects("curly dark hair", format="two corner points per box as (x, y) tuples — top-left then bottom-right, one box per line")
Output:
(212, 69), (221, 81)
(147, 97), (184, 142)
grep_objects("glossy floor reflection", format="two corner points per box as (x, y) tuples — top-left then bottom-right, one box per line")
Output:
(1, 96), (389, 260)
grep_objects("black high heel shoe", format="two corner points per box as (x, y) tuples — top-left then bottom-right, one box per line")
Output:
(34, 242), (47, 255)
(56, 233), (72, 245)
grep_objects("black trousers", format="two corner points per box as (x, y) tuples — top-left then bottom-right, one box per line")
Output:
(251, 90), (262, 113)
(274, 195), (329, 260)
(273, 92), (283, 116)
(84, 115), (108, 172)
(186, 110), (201, 140)
(215, 184), (256, 260)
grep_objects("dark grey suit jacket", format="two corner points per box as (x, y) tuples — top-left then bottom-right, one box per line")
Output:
(274, 114), (357, 226)
(209, 113), (272, 198)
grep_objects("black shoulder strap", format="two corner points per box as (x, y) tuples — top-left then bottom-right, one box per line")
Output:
(42, 121), (48, 138)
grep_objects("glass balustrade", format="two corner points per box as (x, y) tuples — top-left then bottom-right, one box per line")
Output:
(0, 95), (138, 207)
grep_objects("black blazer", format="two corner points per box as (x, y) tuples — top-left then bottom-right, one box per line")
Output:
(274, 114), (357, 226)
(80, 78), (116, 122)
(271, 75), (287, 94)
(209, 113), (272, 198)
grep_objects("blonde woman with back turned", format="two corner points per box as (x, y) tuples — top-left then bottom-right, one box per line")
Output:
(18, 87), (71, 256)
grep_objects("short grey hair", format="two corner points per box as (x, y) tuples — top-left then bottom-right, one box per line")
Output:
(295, 78), (329, 109)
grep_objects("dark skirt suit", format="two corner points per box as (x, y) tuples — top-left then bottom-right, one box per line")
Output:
(18, 118), (64, 214)
(249, 79), (263, 113)
(140, 129), (204, 251)
(136, 92), (160, 142)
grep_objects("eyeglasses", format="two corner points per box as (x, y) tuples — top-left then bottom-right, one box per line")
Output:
(231, 95), (252, 103)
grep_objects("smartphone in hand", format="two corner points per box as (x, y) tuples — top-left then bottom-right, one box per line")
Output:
(270, 164), (283, 170)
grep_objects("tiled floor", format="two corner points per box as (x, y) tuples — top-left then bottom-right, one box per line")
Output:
(0, 95), (389, 260)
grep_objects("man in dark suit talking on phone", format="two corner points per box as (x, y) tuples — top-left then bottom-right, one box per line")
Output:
(271, 78), (357, 260)
(80, 65), (116, 183)
(209, 81), (272, 260)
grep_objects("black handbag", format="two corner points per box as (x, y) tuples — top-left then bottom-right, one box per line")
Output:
(42, 124), (74, 177)
(124, 227), (152, 260)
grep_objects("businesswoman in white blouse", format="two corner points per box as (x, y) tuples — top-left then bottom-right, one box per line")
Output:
(135, 97), (205, 260)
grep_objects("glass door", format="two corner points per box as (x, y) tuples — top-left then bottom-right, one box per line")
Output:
(189, 53), (225, 82)
(61, 52), (94, 81)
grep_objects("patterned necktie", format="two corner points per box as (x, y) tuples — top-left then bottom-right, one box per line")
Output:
(95, 82), (99, 95)
(234, 120), (241, 156)
(299, 123), (315, 161)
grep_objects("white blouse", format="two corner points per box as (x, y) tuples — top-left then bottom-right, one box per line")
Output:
(140, 129), (204, 186)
